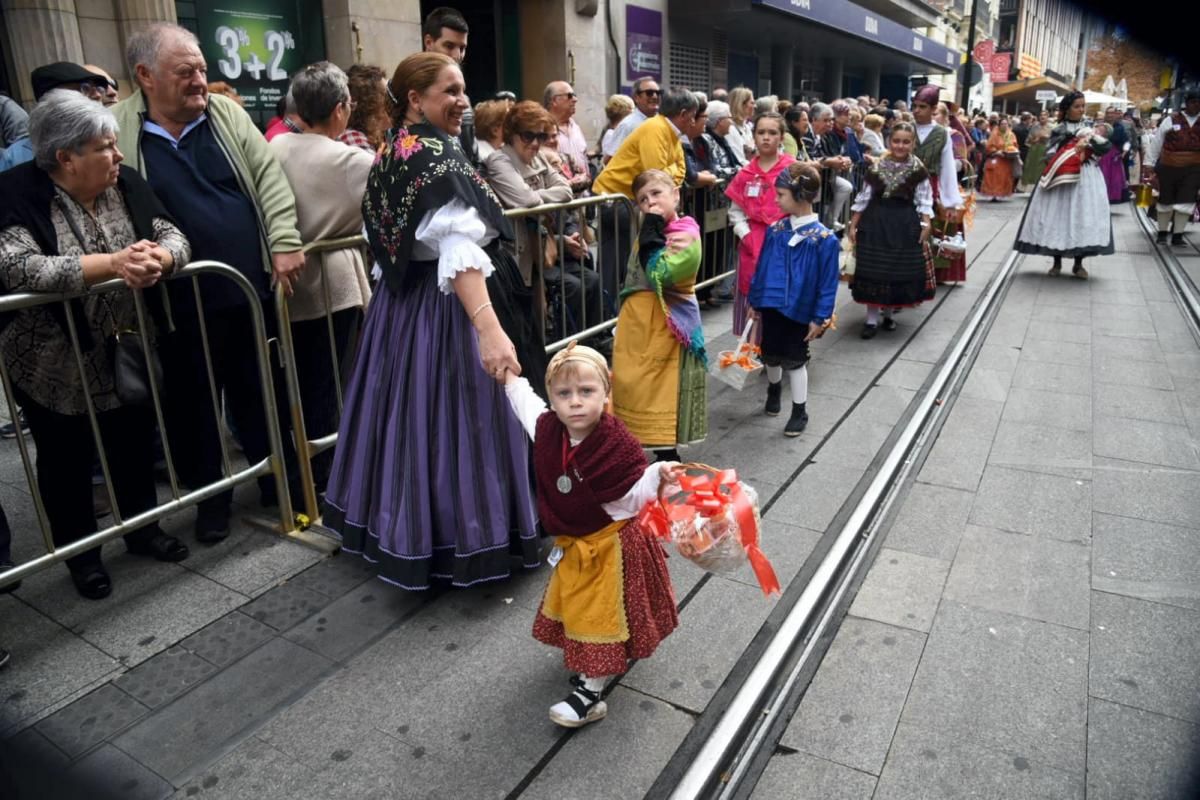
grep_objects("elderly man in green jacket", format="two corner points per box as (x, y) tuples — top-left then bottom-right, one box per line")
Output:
(112, 22), (302, 542)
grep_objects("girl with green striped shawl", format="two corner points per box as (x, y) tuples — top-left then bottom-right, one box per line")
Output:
(611, 169), (708, 462)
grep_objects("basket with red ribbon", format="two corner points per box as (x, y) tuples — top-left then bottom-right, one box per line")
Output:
(638, 463), (781, 597)
(709, 318), (763, 391)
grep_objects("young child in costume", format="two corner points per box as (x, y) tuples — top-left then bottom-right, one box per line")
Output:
(611, 169), (707, 463)
(725, 112), (796, 346)
(503, 344), (680, 728)
(747, 162), (840, 436)
(848, 122), (935, 339)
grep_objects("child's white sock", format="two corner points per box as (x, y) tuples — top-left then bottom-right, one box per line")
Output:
(788, 365), (808, 404)
(866, 306), (880, 326)
(766, 365), (783, 384)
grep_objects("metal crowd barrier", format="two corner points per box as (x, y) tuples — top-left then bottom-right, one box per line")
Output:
(817, 161), (869, 229)
(274, 185), (736, 526)
(681, 181), (737, 292)
(507, 192), (638, 353)
(0, 261), (313, 592)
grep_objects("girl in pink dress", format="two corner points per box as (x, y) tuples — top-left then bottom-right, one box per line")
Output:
(725, 112), (796, 345)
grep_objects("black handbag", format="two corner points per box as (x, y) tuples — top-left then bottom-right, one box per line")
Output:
(57, 197), (165, 408)
(111, 329), (163, 408)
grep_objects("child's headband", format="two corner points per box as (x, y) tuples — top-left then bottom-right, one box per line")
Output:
(546, 341), (611, 394)
(774, 170), (819, 202)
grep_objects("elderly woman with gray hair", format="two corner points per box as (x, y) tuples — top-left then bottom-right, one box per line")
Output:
(0, 90), (191, 600)
(269, 62), (374, 498)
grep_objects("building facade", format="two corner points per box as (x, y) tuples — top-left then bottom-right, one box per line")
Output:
(2, 0), (977, 143)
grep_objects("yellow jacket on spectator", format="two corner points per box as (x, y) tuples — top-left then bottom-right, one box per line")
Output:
(593, 115), (686, 199)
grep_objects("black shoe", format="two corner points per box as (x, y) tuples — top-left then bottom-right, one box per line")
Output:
(765, 381), (783, 416)
(861, 324), (878, 339)
(127, 531), (190, 562)
(784, 403), (809, 437)
(1157, 231), (1169, 244)
(0, 560), (20, 594)
(0, 647), (9, 669)
(881, 317), (898, 332)
(195, 504), (231, 544)
(1172, 233), (1185, 246)
(0, 411), (28, 439)
(70, 565), (112, 600)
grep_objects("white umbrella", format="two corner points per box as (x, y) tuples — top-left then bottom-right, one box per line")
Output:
(1056, 90), (1132, 108)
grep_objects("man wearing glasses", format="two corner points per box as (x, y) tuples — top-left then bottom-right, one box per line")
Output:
(0, 62), (113, 172)
(602, 76), (661, 160)
(543, 80), (590, 192)
(84, 65), (121, 107)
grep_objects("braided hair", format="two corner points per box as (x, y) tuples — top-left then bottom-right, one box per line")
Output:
(775, 161), (822, 203)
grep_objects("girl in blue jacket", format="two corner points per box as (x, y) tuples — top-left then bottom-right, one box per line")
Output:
(747, 162), (841, 437)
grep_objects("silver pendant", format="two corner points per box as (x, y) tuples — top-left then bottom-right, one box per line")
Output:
(556, 474), (573, 494)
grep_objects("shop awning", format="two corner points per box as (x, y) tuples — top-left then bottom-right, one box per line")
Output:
(992, 75), (1073, 105)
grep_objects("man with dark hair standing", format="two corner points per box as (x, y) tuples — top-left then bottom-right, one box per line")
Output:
(422, 6), (477, 162)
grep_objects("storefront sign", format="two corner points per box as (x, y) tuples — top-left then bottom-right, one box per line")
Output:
(626, 6), (663, 83)
(754, 0), (960, 70)
(196, 0), (303, 112)
(989, 52), (1012, 83)
(973, 39), (995, 64)
(1035, 89), (1058, 101)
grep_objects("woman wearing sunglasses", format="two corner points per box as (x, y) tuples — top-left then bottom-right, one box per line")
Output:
(484, 101), (604, 342)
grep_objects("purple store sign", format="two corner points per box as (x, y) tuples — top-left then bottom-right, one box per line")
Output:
(754, 0), (960, 71)
(626, 5), (663, 83)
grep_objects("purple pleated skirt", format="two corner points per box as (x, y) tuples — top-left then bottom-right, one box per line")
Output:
(323, 270), (540, 590)
(1098, 149), (1127, 204)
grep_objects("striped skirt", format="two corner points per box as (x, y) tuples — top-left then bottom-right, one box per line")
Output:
(323, 269), (540, 590)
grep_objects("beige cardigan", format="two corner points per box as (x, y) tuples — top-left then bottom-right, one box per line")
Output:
(269, 133), (373, 322)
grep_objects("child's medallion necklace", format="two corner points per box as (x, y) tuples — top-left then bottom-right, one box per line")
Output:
(558, 430), (581, 494)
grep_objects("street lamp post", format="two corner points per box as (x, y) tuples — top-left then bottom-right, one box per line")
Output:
(961, 0), (980, 111)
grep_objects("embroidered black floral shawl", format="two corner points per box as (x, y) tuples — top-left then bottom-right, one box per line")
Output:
(865, 155), (930, 201)
(362, 122), (512, 291)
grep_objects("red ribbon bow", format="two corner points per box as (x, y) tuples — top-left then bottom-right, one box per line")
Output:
(646, 468), (781, 597)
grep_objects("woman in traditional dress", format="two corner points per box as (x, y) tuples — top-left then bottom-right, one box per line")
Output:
(725, 112), (795, 345)
(937, 102), (975, 189)
(980, 117), (1020, 200)
(847, 122), (934, 338)
(323, 52), (540, 589)
(911, 85), (966, 283)
(1020, 111), (1052, 192)
(1095, 122), (1128, 204)
(1014, 91), (1114, 279)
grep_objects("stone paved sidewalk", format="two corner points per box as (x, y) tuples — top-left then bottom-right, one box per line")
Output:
(756, 204), (1200, 800)
(1, 203), (1024, 799)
